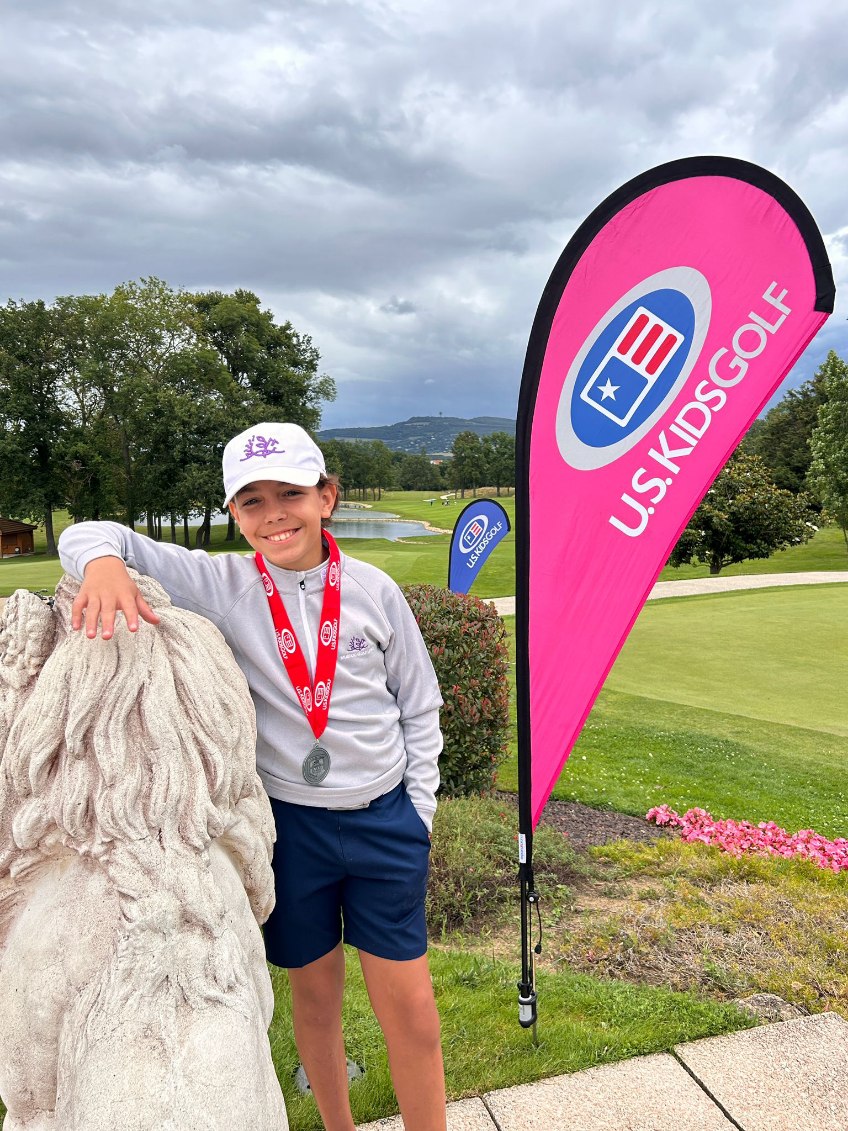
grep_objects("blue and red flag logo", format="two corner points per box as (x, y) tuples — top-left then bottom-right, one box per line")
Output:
(458, 515), (488, 553)
(556, 267), (711, 470)
(579, 305), (684, 426)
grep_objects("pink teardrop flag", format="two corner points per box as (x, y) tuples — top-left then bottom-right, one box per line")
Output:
(514, 156), (834, 1030)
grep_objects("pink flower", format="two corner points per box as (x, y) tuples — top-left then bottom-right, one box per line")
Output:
(645, 805), (848, 872)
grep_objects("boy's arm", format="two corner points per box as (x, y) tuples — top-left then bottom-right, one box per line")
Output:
(59, 521), (234, 640)
(381, 584), (444, 832)
(71, 556), (161, 639)
(398, 710), (442, 833)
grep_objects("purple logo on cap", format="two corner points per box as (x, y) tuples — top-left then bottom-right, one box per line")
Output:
(241, 435), (284, 462)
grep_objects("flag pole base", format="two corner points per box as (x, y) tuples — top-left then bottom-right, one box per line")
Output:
(517, 985), (537, 1029)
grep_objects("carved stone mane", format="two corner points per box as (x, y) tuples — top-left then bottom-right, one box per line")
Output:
(0, 574), (287, 1131)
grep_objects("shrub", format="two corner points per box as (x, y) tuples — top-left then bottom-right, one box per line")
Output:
(403, 584), (510, 797)
(427, 795), (576, 935)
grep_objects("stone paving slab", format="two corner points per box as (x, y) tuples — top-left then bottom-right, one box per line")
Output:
(357, 1015), (848, 1130)
(675, 1011), (848, 1131)
(482, 1053), (735, 1131)
(358, 1097), (495, 1131)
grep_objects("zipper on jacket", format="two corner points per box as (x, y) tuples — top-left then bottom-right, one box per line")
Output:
(297, 573), (316, 676)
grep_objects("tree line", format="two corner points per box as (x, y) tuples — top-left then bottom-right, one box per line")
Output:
(325, 346), (848, 573)
(0, 279), (335, 552)
(0, 276), (517, 551)
(672, 350), (848, 573)
(322, 430), (516, 501)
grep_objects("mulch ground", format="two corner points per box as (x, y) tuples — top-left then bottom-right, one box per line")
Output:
(495, 792), (667, 852)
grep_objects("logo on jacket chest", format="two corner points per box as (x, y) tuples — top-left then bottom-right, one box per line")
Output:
(338, 634), (371, 660)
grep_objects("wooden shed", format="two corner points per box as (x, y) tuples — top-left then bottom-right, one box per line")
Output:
(0, 518), (37, 557)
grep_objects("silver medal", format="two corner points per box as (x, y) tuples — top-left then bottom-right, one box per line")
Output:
(302, 742), (331, 785)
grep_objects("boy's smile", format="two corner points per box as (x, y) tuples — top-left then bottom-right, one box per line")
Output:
(229, 479), (337, 571)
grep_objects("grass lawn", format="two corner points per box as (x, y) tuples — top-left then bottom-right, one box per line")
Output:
(656, 521), (848, 577)
(267, 947), (750, 1129)
(335, 536), (515, 595)
(0, 534), (516, 599)
(0, 944), (750, 1129)
(0, 794), (752, 1128)
(497, 585), (848, 838)
(367, 488), (514, 525)
(549, 839), (848, 1023)
(0, 555), (70, 597)
(605, 585), (848, 737)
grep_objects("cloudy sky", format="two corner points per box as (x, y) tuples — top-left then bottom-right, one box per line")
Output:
(3, 0), (848, 429)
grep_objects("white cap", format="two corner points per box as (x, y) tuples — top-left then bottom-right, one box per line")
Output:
(223, 423), (327, 506)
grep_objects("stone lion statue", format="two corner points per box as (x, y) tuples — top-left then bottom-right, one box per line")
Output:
(0, 574), (287, 1130)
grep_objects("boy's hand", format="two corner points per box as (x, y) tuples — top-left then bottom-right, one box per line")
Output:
(71, 557), (161, 639)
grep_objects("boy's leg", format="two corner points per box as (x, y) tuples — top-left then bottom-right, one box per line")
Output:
(358, 950), (447, 1131)
(267, 797), (354, 1127)
(288, 943), (356, 1131)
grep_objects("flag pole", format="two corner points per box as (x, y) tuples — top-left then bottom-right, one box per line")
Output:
(515, 331), (539, 1037)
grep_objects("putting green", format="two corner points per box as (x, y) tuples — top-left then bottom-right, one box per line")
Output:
(500, 587), (848, 833)
(606, 584), (848, 737)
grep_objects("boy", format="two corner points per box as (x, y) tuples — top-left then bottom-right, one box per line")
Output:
(59, 422), (447, 1131)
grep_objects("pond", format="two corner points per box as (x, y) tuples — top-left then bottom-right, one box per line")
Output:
(211, 506), (444, 541)
(328, 507), (444, 540)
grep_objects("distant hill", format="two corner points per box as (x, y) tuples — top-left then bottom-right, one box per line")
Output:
(317, 415), (515, 455)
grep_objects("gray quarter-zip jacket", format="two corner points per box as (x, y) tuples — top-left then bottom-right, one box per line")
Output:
(58, 522), (443, 830)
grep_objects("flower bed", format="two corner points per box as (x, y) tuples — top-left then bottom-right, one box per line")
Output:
(646, 805), (848, 873)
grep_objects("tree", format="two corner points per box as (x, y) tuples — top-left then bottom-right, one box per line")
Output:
(63, 280), (219, 529)
(59, 425), (122, 523)
(450, 431), (484, 497)
(669, 452), (816, 575)
(51, 293), (124, 523)
(0, 281), (336, 549)
(135, 355), (239, 548)
(0, 299), (79, 552)
(396, 451), (443, 492)
(742, 365), (828, 495)
(482, 431), (514, 495)
(193, 289), (335, 431)
(809, 351), (848, 551)
(365, 441), (395, 499)
(325, 439), (371, 499)
(322, 439), (398, 499)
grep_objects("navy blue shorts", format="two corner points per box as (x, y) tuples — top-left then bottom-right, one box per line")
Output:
(264, 783), (431, 969)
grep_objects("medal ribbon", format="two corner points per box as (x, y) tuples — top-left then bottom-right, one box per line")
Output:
(254, 531), (341, 741)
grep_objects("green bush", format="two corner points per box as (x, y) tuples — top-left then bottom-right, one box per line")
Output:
(403, 584), (510, 797)
(427, 795), (576, 936)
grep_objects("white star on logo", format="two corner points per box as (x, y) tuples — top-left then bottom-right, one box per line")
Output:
(598, 378), (619, 401)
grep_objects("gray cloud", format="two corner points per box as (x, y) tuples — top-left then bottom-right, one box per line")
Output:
(1, 0), (846, 429)
(381, 297), (417, 315)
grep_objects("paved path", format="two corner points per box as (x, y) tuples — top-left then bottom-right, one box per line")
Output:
(357, 1012), (848, 1130)
(489, 570), (848, 617)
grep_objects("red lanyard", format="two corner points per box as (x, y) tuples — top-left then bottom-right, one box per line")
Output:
(254, 532), (341, 740)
